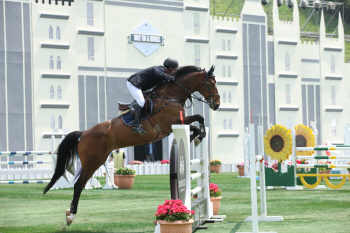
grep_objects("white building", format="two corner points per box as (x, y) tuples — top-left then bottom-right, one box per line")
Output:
(0, 0), (349, 164)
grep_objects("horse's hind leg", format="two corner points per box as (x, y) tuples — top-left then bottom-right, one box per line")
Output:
(66, 169), (92, 226)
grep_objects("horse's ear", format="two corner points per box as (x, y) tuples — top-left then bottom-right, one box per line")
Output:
(208, 65), (215, 77)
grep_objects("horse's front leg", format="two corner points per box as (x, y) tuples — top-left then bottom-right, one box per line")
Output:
(183, 114), (206, 138)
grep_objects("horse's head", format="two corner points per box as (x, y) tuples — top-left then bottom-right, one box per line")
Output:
(174, 65), (220, 111)
(197, 65), (220, 110)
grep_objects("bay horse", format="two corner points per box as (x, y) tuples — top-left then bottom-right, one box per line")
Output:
(43, 65), (220, 225)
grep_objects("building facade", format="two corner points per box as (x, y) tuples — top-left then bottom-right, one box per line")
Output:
(0, 0), (349, 164)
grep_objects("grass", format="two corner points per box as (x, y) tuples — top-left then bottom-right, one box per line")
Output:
(1, 173), (350, 232)
(210, 0), (350, 62)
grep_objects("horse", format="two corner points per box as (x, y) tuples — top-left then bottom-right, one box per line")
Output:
(43, 65), (220, 226)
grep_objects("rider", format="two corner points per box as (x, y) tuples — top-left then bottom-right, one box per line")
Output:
(126, 57), (179, 135)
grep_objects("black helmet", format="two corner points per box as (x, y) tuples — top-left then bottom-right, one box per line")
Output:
(163, 58), (178, 69)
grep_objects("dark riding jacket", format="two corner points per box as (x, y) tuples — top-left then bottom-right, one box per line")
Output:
(127, 66), (173, 91)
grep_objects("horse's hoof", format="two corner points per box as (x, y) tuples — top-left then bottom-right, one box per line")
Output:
(66, 209), (70, 217)
(194, 138), (201, 147)
(66, 214), (75, 226)
(66, 217), (73, 226)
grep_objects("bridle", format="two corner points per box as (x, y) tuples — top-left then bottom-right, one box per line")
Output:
(146, 70), (220, 116)
(174, 70), (220, 109)
(198, 70), (220, 109)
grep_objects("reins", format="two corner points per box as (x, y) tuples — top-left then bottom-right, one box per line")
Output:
(146, 71), (219, 117)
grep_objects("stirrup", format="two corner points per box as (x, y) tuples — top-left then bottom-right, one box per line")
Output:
(133, 126), (146, 135)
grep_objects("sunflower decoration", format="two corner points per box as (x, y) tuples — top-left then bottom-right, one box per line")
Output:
(264, 124), (293, 163)
(294, 124), (315, 156)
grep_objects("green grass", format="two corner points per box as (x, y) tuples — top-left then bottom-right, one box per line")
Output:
(1, 173), (350, 232)
(210, 0), (350, 62)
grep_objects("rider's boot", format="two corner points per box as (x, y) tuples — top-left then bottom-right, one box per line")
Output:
(130, 102), (146, 135)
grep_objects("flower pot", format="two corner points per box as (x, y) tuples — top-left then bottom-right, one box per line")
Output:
(114, 175), (119, 186)
(238, 167), (245, 176)
(210, 165), (221, 173)
(158, 219), (194, 233)
(210, 196), (222, 215)
(319, 170), (331, 181)
(116, 175), (135, 189)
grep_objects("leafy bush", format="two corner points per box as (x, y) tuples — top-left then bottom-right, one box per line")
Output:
(155, 199), (195, 222)
(115, 167), (136, 175)
(210, 159), (221, 165)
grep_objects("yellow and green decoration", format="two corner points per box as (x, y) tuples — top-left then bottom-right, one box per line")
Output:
(294, 124), (315, 155)
(264, 124), (293, 174)
(264, 124), (293, 163)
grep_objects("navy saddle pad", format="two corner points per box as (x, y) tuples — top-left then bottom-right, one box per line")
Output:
(120, 99), (154, 127)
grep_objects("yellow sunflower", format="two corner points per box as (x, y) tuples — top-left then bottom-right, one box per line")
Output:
(264, 124), (293, 162)
(294, 124), (315, 155)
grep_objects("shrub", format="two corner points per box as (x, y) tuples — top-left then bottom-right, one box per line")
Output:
(155, 199), (195, 222)
(115, 167), (136, 175)
(210, 159), (221, 165)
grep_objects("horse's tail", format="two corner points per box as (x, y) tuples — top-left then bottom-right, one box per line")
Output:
(43, 131), (83, 194)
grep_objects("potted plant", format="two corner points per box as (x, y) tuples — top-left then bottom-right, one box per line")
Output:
(236, 162), (245, 176)
(160, 160), (170, 164)
(129, 160), (143, 165)
(193, 183), (222, 215)
(318, 161), (331, 180)
(155, 199), (195, 233)
(115, 167), (136, 189)
(209, 183), (222, 215)
(271, 162), (279, 172)
(347, 162), (350, 174)
(210, 159), (222, 173)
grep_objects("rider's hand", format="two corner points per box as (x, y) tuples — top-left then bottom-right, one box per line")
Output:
(169, 76), (176, 82)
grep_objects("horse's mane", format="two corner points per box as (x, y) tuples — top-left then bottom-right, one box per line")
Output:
(174, 66), (202, 78)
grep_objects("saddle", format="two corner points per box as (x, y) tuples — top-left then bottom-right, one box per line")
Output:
(118, 97), (152, 116)
(118, 97), (170, 143)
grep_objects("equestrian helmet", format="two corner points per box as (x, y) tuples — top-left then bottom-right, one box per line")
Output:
(163, 58), (178, 69)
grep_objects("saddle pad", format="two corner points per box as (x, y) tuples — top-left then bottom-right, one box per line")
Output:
(120, 98), (153, 127)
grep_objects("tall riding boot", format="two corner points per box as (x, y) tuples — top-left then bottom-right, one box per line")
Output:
(131, 102), (146, 135)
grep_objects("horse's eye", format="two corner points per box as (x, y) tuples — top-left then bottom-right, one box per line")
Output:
(211, 83), (215, 87)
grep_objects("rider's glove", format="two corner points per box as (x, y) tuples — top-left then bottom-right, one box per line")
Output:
(169, 76), (176, 82)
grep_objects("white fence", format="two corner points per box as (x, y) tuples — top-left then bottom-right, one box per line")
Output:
(124, 162), (240, 175)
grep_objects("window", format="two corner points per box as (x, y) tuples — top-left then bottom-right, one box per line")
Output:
(331, 86), (335, 105)
(223, 118), (227, 129)
(49, 26), (53, 39)
(57, 56), (61, 70)
(50, 56), (54, 69)
(286, 84), (291, 104)
(51, 116), (55, 129)
(228, 66), (231, 77)
(331, 118), (336, 137)
(286, 117), (293, 130)
(87, 3), (93, 26)
(58, 116), (62, 129)
(88, 37), (94, 61)
(223, 91), (226, 103)
(222, 39), (225, 51)
(227, 40), (231, 51)
(56, 26), (60, 40)
(331, 56), (335, 73)
(194, 13), (200, 34)
(222, 65), (226, 77)
(50, 86), (54, 99)
(228, 92), (231, 103)
(194, 45), (200, 66)
(57, 86), (62, 99)
(229, 118), (232, 129)
(285, 53), (290, 71)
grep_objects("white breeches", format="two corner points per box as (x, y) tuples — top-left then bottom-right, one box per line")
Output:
(127, 81), (145, 107)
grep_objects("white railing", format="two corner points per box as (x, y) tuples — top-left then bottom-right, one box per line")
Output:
(123, 162), (243, 175)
